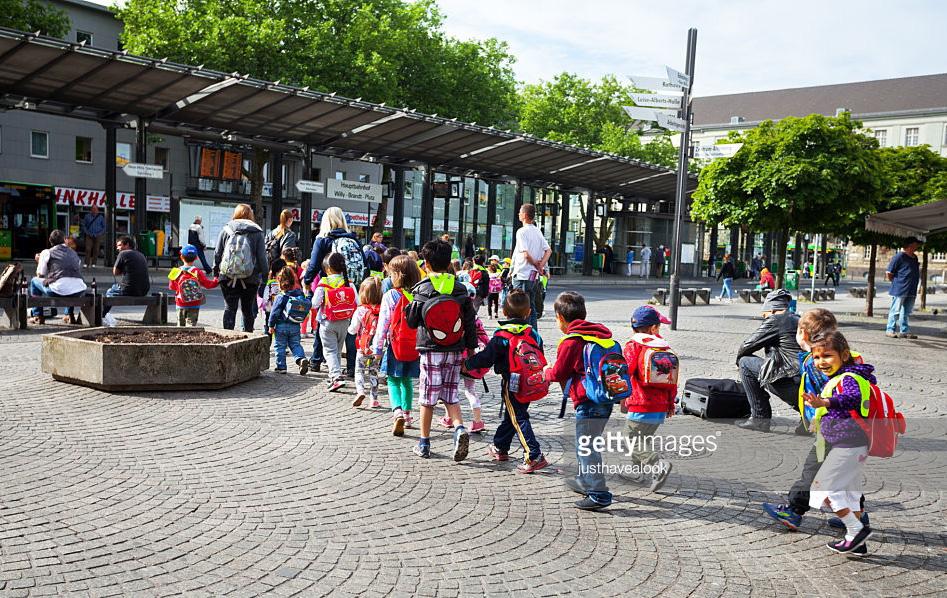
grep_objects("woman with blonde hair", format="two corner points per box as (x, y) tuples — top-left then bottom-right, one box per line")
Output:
(214, 203), (268, 331)
(265, 208), (298, 265)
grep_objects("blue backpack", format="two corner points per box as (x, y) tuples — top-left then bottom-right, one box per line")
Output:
(283, 292), (312, 323)
(559, 334), (632, 416)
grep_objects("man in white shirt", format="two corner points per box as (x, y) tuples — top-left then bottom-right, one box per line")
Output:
(510, 203), (551, 330)
(30, 229), (87, 324)
(639, 245), (652, 279)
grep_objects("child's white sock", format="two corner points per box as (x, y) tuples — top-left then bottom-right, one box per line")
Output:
(841, 512), (864, 541)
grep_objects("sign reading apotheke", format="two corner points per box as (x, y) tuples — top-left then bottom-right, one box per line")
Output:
(326, 179), (383, 203)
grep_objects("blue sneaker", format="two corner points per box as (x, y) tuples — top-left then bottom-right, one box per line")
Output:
(413, 439), (431, 459)
(828, 512), (869, 529)
(762, 503), (802, 531)
(453, 426), (469, 462)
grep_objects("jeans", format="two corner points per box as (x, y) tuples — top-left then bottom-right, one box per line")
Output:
(575, 401), (613, 506)
(640, 261), (650, 279)
(311, 331), (325, 367)
(719, 277), (733, 300)
(886, 294), (916, 334)
(274, 322), (306, 370)
(102, 283), (134, 316)
(195, 246), (212, 273)
(494, 390), (542, 463)
(29, 277), (83, 317)
(626, 263), (633, 276)
(511, 278), (538, 331)
(221, 283), (258, 332)
(738, 355), (800, 419)
(319, 318), (349, 379)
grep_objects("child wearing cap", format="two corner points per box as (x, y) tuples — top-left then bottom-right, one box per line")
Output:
(168, 244), (219, 326)
(622, 305), (679, 492)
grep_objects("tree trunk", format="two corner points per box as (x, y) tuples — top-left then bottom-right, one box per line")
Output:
(920, 248), (929, 310)
(595, 214), (613, 250)
(250, 147), (270, 221)
(865, 243), (877, 317)
(776, 227), (789, 289)
(820, 235), (829, 278)
(792, 233), (802, 271)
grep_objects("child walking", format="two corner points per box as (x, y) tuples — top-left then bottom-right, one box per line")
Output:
(442, 282), (489, 433)
(802, 331), (876, 554)
(267, 266), (311, 375)
(372, 255), (422, 435)
(349, 277), (383, 409)
(487, 262), (502, 318)
(465, 289), (549, 473)
(622, 305), (678, 492)
(259, 259), (285, 345)
(168, 244), (219, 326)
(312, 252), (358, 392)
(405, 239), (478, 460)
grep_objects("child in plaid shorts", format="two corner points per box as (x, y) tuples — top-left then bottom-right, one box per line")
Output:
(406, 239), (478, 460)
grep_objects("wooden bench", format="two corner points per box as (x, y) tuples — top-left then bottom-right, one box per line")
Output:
(102, 293), (168, 325)
(0, 295), (23, 330)
(23, 294), (100, 328)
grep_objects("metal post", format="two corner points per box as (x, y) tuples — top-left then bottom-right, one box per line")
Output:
(668, 27), (697, 330)
(513, 182), (524, 235)
(133, 118), (148, 238)
(271, 152), (283, 228)
(559, 190), (570, 269)
(582, 192), (595, 276)
(471, 178), (481, 251)
(442, 177), (450, 237)
(420, 166), (434, 247)
(457, 176), (466, 249)
(392, 167), (405, 249)
(485, 180), (497, 253)
(103, 123), (117, 264)
(549, 190), (559, 268)
(299, 146), (313, 253)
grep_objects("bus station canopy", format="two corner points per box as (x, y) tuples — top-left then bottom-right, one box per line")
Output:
(865, 199), (947, 241)
(0, 27), (694, 199)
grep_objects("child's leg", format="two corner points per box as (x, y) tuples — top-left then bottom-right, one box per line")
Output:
(507, 395), (542, 463)
(575, 403), (613, 505)
(367, 359), (379, 401)
(264, 311), (272, 347)
(178, 309), (187, 327)
(320, 320), (344, 379)
(186, 308), (200, 327)
(625, 420), (660, 466)
(287, 326), (306, 362)
(388, 375), (404, 411)
(492, 394), (515, 453)
(400, 375), (414, 412)
(463, 377), (482, 422)
(273, 326), (288, 370)
(354, 353), (368, 396)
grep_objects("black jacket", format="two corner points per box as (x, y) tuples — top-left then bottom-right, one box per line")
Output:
(717, 260), (735, 280)
(405, 274), (478, 353)
(736, 311), (802, 384)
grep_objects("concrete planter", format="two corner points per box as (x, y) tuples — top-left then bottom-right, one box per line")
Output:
(41, 327), (269, 391)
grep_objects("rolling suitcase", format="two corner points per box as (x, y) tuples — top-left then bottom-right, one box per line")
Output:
(680, 378), (751, 419)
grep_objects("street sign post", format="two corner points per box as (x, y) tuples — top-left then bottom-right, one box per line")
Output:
(121, 163), (163, 179)
(657, 113), (687, 132)
(629, 92), (683, 109)
(295, 179), (325, 194)
(666, 65), (691, 89)
(628, 75), (685, 92)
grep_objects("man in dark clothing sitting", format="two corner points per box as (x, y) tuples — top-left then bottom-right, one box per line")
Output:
(101, 235), (151, 327)
(735, 289), (801, 432)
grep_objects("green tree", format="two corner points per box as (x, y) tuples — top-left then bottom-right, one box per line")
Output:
(0, 0), (70, 37)
(117, 0), (518, 222)
(691, 113), (883, 287)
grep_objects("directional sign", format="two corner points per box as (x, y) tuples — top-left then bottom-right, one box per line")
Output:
(656, 112), (687, 132)
(295, 179), (325, 194)
(694, 143), (743, 159)
(122, 163), (163, 179)
(628, 75), (685, 92)
(665, 66), (691, 89)
(326, 178), (383, 203)
(630, 92), (682, 110)
(623, 106), (676, 122)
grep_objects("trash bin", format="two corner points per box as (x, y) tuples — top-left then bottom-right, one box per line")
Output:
(785, 270), (799, 291)
(592, 253), (604, 272)
(137, 231), (157, 257)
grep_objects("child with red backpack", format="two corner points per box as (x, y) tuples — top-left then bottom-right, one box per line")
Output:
(168, 244), (219, 326)
(405, 240), (478, 461)
(486, 263), (503, 318)
(465, 290), (549, 473)
(312, 252), (358, 392)
(802, 330), (881, 555)
(349, 277), (383, 409)
(622, 306), (678, 492)
(544, 291), (631, 510)
(442, 282), (490, 433)
(372, 255), (422, 436)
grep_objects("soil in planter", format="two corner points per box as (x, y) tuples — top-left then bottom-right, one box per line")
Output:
(89, 330), (236, 344)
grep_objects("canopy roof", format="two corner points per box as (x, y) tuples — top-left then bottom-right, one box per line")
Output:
(865, 199), (947, 240)
(0, 27), (695, 199)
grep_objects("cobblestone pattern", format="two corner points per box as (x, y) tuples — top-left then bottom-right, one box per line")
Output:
(1, 283), (945, 596)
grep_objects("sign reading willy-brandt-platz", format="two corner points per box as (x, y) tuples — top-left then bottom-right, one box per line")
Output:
(326, 179), (384, 203)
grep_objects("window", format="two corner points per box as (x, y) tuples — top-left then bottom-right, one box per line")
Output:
(335, 170), (346, 180)
(31, 131), (48, 159)
(155, 147), (169, 170)
(873, 129), (887, 147)
(905, 127), (919, 147)
(76, 31), (93, 46)
(358, 174), (370, 183)
(75, 136), (92, 163)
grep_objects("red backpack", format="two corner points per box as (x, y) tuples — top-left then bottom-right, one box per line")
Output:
(631, 333), (680, 389)
(850, 381), (906, 458)
(389, 289), (419, 361)
(319, 279), (357, 321)
(497, 326), (548, 403)
(420, 274), (466, 347)
(356, 304), (381, 355)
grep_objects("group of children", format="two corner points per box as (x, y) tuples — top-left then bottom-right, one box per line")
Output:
(166, 240), (888, 547)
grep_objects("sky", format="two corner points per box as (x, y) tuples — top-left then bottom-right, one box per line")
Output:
(89, 0), (946, 97)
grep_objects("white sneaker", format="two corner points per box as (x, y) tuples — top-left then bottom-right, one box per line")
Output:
(102, 313), (118, 327)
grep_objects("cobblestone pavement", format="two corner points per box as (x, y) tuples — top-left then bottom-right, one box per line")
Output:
(1, 280), (945, 596)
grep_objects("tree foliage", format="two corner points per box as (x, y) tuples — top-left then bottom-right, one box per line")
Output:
(0, 0), (70, 38)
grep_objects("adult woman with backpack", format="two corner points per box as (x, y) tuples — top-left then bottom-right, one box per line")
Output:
(302, 206), (367, 377)
(265, 209), (298, 266)
(214, 204), (268, 332)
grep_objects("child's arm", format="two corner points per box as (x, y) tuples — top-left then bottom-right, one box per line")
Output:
(465, 337), (501, 371)
(347, 306), (365, 336)
(372, 292), (394, 355)
(311, 286), (325, 312)
(197, 269), (219, 289)
(804, 375), (863, 411)
(268, 295), (286, 329)
(544, 338), (582, 385)
(462, 296), (478, 350)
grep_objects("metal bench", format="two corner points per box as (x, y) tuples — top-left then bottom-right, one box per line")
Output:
(102, 293), (168, 325)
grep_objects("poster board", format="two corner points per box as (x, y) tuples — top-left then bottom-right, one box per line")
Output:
(178, 199), (238, 250)
(490, 225), (504, 250)
(680, 243), (695, 264)
(222, 151), (242, 180)
(199, 148), (221, 178)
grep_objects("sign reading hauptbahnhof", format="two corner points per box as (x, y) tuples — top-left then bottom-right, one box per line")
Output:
(326, 179), (383, 203)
